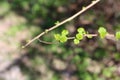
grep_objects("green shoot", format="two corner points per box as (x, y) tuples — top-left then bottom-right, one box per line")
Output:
(74, 39), (80, 44)
(98, 27), (107, 39)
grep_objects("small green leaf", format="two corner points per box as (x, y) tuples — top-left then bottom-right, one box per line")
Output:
(54, 29), (69, 43)
(74, 39), (80, 44)
(62, 30), (69, 35)
(55, 21), (60, 25)
(54, 34), (60, 41)
(98, 27), (107, 39)
(60, 35), (67, 43)
(77, 28), (86, 34)
(116, 31), (120, 40)
(76, 33), (83, 40)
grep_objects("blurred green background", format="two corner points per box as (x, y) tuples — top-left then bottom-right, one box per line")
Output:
(0, 0), (120, 80)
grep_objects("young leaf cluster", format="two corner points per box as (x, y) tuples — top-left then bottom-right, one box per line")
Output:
(54, 30), (69, 43)
(74, 28), (86, 44)
(98, 27), (120, 40)
(98, 27), (107, 39)
(54, 27), (120, 45)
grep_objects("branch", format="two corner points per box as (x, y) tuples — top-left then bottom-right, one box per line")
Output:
(22, 0), (100, 48)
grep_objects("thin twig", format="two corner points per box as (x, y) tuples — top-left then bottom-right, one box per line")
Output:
(37, 34), (98, 44)
(22, 0), (100, 48)
(85, 34), (98, 37)
(38, 38), (71, 44)
(37, 39), (56, 44)
(67, 37), (75, 40)
(67, 34), (98, 40)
